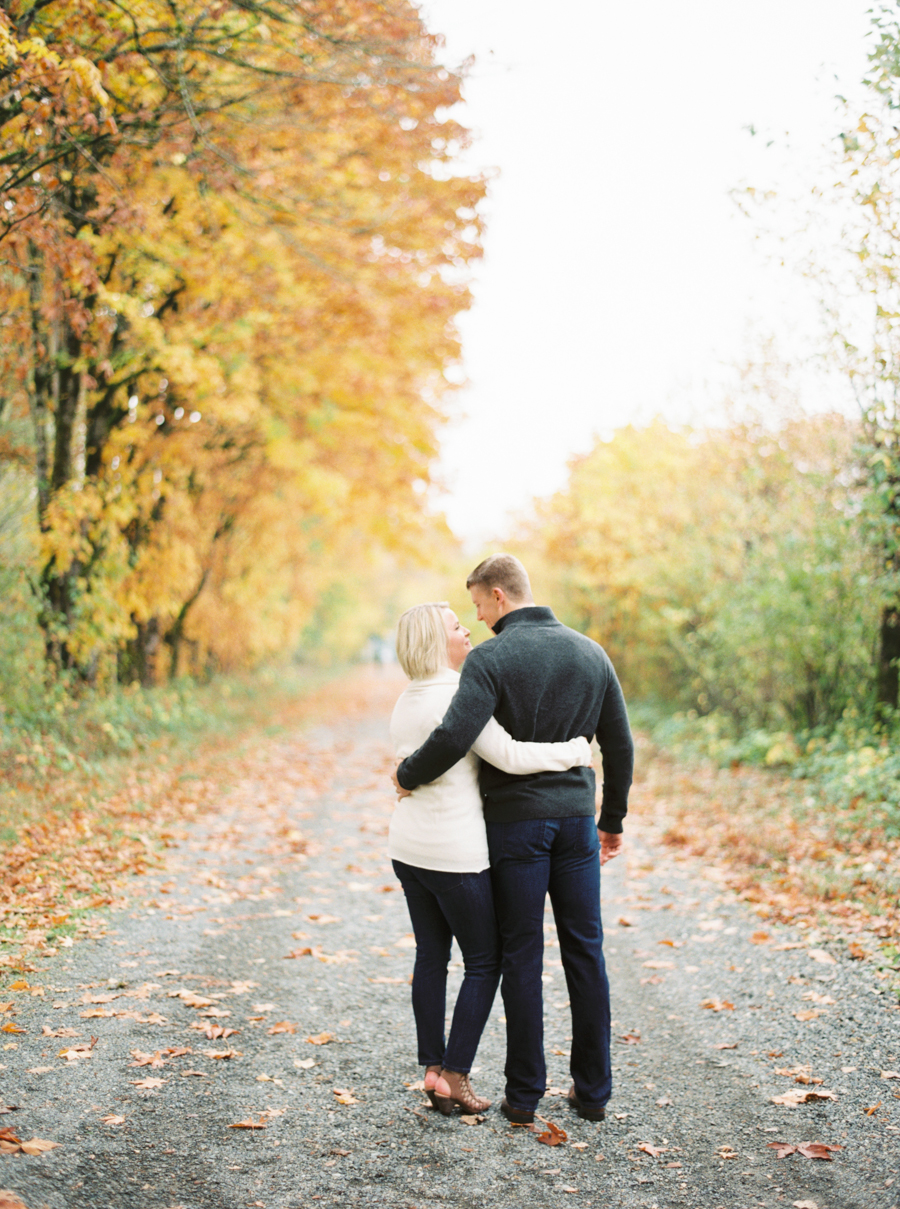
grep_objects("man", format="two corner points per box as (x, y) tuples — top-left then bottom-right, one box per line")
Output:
(392, 553), (633, 1124)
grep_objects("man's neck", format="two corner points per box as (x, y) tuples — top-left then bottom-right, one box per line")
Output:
(500, 599), (535, 618)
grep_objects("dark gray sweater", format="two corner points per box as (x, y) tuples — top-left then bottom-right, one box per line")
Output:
(396, 606), (634, 833)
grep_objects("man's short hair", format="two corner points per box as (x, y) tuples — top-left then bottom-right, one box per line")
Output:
(466, 554), (533, 602)
(395, 602), (449, 680)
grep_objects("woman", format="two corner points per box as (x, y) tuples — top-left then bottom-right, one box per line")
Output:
(389, 601), (592, 1115)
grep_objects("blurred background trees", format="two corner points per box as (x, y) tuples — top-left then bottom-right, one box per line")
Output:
(0, 0), (481, 690)
(6, 0), (900, 787)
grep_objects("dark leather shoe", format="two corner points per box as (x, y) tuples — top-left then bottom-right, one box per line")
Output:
(568, 1083), (606, 1121)
(500, 1097), (535, 1125)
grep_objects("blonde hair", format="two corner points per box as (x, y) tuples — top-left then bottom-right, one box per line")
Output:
(396, 602), (450, 680)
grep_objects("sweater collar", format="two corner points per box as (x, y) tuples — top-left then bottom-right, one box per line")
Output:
(491, 605), (558, 635)
(407, 666), (460, 687)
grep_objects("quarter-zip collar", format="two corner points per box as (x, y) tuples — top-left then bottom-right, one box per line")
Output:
(491, 606), (558, 636)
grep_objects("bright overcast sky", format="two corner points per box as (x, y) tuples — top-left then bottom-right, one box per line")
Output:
(418, 0), (874, 545)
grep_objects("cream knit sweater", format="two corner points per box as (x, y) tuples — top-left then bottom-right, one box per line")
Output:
(388, 667), (592, 873)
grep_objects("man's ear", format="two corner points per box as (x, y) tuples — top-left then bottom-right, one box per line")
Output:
(493, 586), (506, 609)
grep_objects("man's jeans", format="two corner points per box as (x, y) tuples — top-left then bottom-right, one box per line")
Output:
(486, 816), (611, 1112)
(392, 860), (500, 1074)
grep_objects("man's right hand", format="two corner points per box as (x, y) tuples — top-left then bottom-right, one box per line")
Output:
(598, 829), (623, 865)
(391, 764), (412, 799)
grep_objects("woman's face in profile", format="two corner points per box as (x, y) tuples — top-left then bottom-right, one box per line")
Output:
(443, 608), (472, 671)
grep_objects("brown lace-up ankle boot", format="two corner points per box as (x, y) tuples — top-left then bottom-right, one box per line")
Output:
(432, 1069), (491, 1116)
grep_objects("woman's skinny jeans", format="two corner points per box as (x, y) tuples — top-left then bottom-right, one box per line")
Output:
(392, 859), (500, 1074)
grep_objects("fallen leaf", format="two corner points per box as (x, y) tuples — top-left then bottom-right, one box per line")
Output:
(129, 1050), (165, 1068)
(58, 1046), (93, 1062)
(202, 1049), (238, 1060)
(173, 991), (214, 1009)
(749, 931), (771, 944)
(617, 917), (633, 927)
(637, 1142), (666, 1158)
(0, 1191), (29, 1209)
(864, 1102), (881, 1116)
(0, 1025), (24, 1035)
(24, 1066), (53, 1075)
(806, 949), (836, 966)
(767, 1141), (797, 1158)
(131, 1077), (166, 1090)
(771, 1089), (838, 1106)
(100, 1114), (125, 1125)
(536, 1119), (567, 1147)
(228, 1117), (267, 1130)
(180, 1070), (207, 1078)
(655, 1096), (673, 1107)
(847, 943), (866, 960)
(251, 1003), (276, 1013)
(792, 1201), (819, 1209)
(293, 1058), (315, 1069)
(332, 1088), (359, 1105)
(41, 1026), (78, 1038)
(642, 960), (675, 970)
(267, 1021), (297, 1035)
(283, 948), (313, 959)
(713, 1043), (738, 1050)
(701, 998), (734, 1012)
(617, 1032), (641, 1044)
(716, 1146), (738, 1160)
(570, 1141), (588, 1150)
(306, 1032), (334, 1046)
(162, 1046), (192, 1058)
(794, 1010), (824, 1022)
(797, 1142), (841, 1160)
(189, 1022), (238, 1040)
(18, 1138), (60, 1156)
(79, 1009), (114, 1019)
(881, 1071), (900, 1080)
(199, 1008), (231, 1019)
(561, 1187), (579, 1194)
(460, 1113), (484, 1125)
(7, 982), (28, 992)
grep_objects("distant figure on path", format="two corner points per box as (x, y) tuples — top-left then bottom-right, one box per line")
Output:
(393, 555), (634, 1123)
(388, 601), (592, 1115)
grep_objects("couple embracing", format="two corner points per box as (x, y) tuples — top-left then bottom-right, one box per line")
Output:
(388, 554), (634, 1124)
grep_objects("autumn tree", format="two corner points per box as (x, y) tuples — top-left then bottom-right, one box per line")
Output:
(806, 3), (900, 710)
(0, 0), (482, 682)
(519, 413), (874, 730)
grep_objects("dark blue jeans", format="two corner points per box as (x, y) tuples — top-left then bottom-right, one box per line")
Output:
(392, 860), (500, 1074)
(486, 816), (611, 1112)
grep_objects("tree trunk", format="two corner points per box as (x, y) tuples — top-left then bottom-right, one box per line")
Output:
(164, 571), (209, 680)
(119, 616), (162, 687)
(876, 603), (900, 709)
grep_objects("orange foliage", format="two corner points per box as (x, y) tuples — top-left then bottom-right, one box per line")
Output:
(0, 1), (480, 679)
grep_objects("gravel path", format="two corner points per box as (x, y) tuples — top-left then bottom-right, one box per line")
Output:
(1, 678), (898, 1209)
